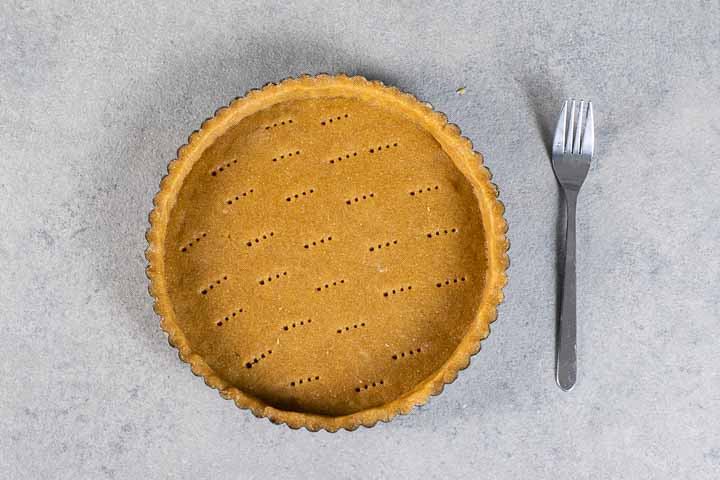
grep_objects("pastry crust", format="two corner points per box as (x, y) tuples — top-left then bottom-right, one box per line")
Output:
(145, 74), (508, 431)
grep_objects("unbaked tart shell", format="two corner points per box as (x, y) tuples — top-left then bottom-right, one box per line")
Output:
(146, 74), (508, 431)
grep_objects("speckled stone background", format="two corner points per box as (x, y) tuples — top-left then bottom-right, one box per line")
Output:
(1, 1), (719, 478)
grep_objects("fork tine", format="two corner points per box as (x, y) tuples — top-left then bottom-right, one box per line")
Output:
(573, 100), (585, 154)
(553, 100), (568, 154)
(581, 101), (594, 156)
(564, 99), (576, 153)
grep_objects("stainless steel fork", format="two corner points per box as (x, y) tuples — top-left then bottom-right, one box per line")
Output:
(551, 99), (595, 391)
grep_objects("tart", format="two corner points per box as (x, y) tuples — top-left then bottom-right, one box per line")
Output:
(146, 74), (508, 431)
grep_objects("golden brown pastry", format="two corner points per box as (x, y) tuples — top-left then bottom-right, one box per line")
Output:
(146, 75), (508, 431)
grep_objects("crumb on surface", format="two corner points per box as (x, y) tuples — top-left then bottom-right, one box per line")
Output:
(456, 87), (466, 95)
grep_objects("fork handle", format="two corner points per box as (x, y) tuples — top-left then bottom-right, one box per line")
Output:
(557, 189), (578, 390)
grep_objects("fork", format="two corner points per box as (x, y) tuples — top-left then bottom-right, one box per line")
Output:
(551, 99), (595, 391)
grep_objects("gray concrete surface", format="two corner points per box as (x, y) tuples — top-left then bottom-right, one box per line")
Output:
(1, 1), (719, 478)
